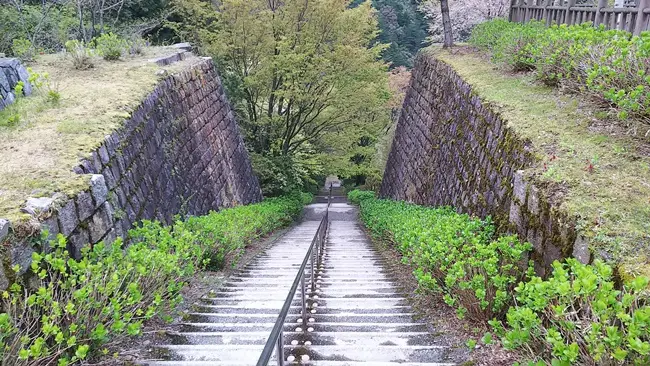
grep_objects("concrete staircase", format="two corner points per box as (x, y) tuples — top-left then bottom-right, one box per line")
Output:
(145, 199), (459, 365)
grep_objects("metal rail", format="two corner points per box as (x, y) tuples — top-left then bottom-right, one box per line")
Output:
(256, 185), (332, 366)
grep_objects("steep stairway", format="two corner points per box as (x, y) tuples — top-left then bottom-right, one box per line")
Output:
(281, 204), (457, 365)
(144, 195), (459, 365)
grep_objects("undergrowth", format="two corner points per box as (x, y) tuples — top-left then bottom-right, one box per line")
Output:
(349, 190), (650, 365)
(0, 192), (311, 365)
(349, 190), (531, 322)
(470, 19), (650, 122)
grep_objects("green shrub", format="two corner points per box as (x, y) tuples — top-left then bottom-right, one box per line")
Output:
(347, 189), (375, 204)
(2, 113), (21, 127)
(0, 4), (79, 56)
(470, 20), (650, 121)
(356, 196), (532, 321)
(0, 193), (310, 365)
(94, 33), (126, 61)
(184, 192), (312, 270)
(65, 40), (94, 70)
(0, 230), (196, 366)
(27, 68), (61, 105)
(357, 194), (650, 365)
(13, 81), (24, 97)
(491, 259), (650, 365)
(11, 39), (35, 62)
(251, 153), (320, 197)
(468, 18), (514, 51)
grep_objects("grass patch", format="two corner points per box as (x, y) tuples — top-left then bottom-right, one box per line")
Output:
(427, 47), (650, 278)
(0, 47), (201, 222)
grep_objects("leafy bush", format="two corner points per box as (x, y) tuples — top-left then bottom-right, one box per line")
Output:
(27, 68), (61, 105)
(11, 38), (35, 62)
(2, 113), (20, 127)
(13, 81), (25, 97)
(352, 191), (532, 321)
(491, 259), (650, 365)
(0, 193), (310, 365)
(184, 192), (312, 270)
(0, 4), (80, 56)
(0, 230), (196, 366)
(347, 189), (375, 204)
(353, 191), (650, 365)
(251, 153), (320, 197)
(65, 40), (94, 70)
(93, 33), (126, 61)
(470, 20), (650, 121)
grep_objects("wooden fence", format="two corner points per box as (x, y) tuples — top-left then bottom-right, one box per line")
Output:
(509, 0), (650, 34)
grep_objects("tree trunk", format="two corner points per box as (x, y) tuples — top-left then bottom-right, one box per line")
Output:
(440, 0), (453, 48)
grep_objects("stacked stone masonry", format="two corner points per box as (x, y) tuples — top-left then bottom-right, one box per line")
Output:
(380, 54), (582, 276)
(0, 58), (262, 290)
(0, 58), (32, 110)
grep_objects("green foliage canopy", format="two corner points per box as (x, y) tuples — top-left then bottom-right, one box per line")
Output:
(209, 0), (390, 155)
(180, 0), (393, 194)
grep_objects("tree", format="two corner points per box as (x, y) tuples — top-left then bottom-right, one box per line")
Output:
(440, 0), (453, 47)
(370, 0), (428, 67)
(209, 0), (390, 154)
(419, 0), (509, 43)
(198, 0), (391, 193)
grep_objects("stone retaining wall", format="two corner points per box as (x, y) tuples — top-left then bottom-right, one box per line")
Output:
(0, 58), (32, 110)
(381, 53), (581, 276)
(0, 58), (262, 290)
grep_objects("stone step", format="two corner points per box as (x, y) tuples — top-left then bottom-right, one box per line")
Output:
(154, 344), (450, 363)
(164, 331), (439, 347)
(180, 322), (430, 333)
(212, 288), (401, 296)
(221, 282), (398, 290)
(143, 362), (455, 366)
(188, 313), (419, 324)
(192, 304), (413, 315)
(300, 362), (456, 366)
(151, 344), (268, 362)
(285, 345), (451, 363)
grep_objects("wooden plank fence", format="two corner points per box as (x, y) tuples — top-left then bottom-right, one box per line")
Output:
(509, 0), (650, 34)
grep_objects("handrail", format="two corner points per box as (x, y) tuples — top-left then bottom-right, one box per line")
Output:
(256, 184), (332, 366)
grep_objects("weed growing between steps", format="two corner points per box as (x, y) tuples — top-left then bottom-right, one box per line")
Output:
(0, 193), (311, 366)
(349, 190), (650, 365)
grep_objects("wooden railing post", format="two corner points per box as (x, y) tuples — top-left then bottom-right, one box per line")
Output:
(565, 0), (577, 25)
(594, 0), (608, 27)
(634, 0), (650, 34)
(522, 0), (528, 22)
(509, 0), (517, 21)
(514, 0), (525, 22)
(544, 0), (553, 26)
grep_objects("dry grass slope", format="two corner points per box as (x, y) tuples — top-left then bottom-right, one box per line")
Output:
(0, 47), (202, 222)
